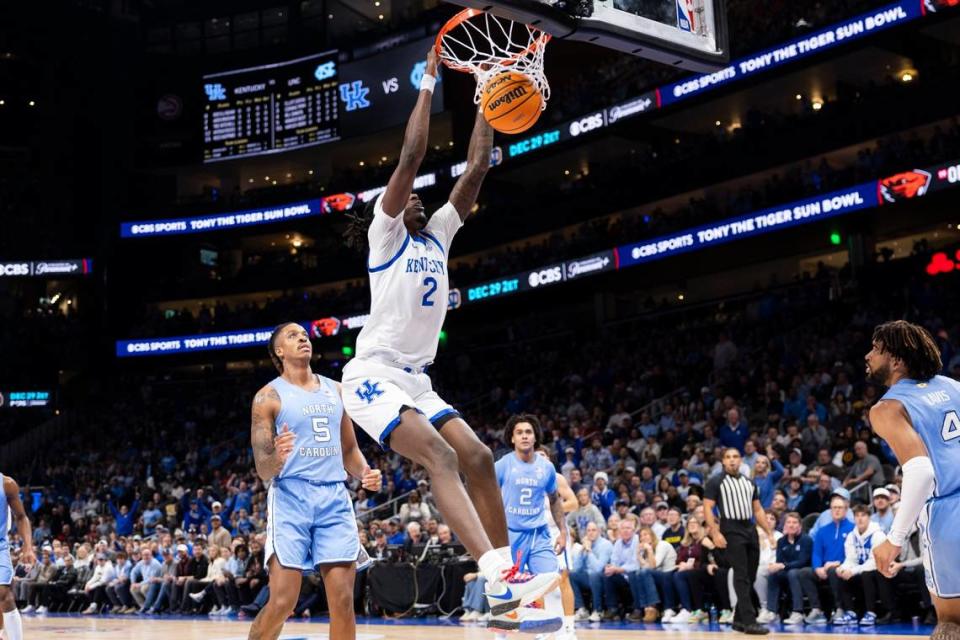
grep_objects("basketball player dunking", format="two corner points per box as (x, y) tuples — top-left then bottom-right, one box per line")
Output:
(248, 322), (382, 640)
(867, 321), (960, 640)
(341, 48), (559, 626)
(0, 472), (34, 640)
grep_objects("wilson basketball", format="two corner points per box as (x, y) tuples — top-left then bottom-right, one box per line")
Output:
(480, 71), (543, 135)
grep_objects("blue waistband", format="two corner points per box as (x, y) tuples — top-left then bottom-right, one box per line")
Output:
(275, 476), (343, 487)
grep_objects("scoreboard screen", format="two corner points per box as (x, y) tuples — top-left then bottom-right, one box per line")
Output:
(202, 50), (340, 162)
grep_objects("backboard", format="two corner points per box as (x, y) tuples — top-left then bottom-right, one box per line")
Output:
(443, 0), (729, 71)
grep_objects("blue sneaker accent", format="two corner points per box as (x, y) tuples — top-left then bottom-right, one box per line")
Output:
(519, 615), (563, 633)
(488, 586), (514, 601)
(860, 612), (877, 626)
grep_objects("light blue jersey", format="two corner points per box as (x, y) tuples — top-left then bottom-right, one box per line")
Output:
(881, 374), (960, 597)
(496, 453), (560, 573)
(0, 472), (7, 550)
(881, 375), (960, 498)
(496, 453), (558, 531)
(272, 374), (346, 484)
(0, 473), (11, 585)
(265, 375), (359, 571)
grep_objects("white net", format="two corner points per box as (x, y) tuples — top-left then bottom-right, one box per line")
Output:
(436, 9), (551, 107)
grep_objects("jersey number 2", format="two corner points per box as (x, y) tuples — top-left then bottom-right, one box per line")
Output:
(943, 410), (960, 442)
(519, 488), (533, 505)
(312, 417), (331, 443)
(421, 277), (438, 307)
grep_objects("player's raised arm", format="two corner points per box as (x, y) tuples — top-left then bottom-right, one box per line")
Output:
(449, 106), (494, 221)
(250, 385), (292, 482)
(380, 49), (439, 217)
(4, 475), (34, 565)
(869, 399), (935, 576)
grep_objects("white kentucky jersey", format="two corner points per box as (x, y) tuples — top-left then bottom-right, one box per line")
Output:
(271, 374), (347, 484)
(356, 192), (463, 369)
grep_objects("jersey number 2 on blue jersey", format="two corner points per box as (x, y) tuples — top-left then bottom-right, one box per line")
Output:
(421, 277), (438, 307)
(943, 411), (960, 443)
(312, 417), (332, 443)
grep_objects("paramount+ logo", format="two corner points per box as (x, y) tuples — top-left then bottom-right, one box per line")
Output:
(487, 85), (529, 113)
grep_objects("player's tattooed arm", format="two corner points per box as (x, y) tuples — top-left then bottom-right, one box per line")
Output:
(251, 386), (284, 482)
(449, 107), (494, 221)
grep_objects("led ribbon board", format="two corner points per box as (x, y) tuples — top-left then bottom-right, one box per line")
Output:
(121, 1), (946, 239)
(116, 159), (959, 357)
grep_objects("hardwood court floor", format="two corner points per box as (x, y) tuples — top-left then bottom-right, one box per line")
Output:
(17, 614), (934, 639)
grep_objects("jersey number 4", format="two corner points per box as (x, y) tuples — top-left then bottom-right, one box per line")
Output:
(943, 410), (960, 443)
(421, 277), (438, 307)
(312, 417), (332, 443)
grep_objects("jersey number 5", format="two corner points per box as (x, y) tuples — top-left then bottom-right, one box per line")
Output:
(421, 277), (438, 307)
(312, 417), (332, 443)
(943, 410), (960, 443)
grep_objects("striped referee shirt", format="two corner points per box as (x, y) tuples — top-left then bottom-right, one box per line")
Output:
(705, 472), (759, 523)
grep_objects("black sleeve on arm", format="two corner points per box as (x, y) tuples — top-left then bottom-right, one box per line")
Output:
(704, 475), (721, 503)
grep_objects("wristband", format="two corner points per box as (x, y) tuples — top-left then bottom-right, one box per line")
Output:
(419, 73), (436, 94)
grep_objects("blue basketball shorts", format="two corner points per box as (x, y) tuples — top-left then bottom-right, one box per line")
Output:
(508, 525), (560, 574)
(919, 494), (960, 598)
(265, 477), (359, 571)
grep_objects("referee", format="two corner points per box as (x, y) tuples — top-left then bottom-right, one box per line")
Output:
(704, 448), (776, 635)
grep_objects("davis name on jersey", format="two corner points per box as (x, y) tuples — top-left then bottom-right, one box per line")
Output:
(881, 375), (960, 498)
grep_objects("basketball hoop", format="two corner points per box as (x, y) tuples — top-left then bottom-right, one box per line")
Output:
(435, 9), (551, 107)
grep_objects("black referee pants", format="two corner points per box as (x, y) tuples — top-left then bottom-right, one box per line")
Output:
(717, 524), (760, 625)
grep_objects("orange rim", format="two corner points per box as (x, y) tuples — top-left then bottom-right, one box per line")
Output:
(435, 8), (551, 73)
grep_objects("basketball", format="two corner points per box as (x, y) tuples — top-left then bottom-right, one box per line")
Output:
(480, 70), (543, 135)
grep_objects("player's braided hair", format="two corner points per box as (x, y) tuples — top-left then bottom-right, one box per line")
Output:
(268, 322), (297, 373)
(343, 199), (376, 253)
(872, 320), (942, 382)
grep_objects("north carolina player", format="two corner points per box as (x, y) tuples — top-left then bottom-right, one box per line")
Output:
(0, 473), (33, 640)
(537, 447), (579, 639)
(341, 47), (558, 622)
(248, 322), (381, 640)
(492, 415), (568, 635)
(866, 320), (960, 640)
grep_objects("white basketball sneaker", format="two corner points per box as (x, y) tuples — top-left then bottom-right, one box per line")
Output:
(485, 566), (560, 616)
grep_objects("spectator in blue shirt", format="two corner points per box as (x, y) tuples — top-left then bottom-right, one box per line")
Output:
(718, 408), (748, 454)
(232, 481), (253, 515)
(802, 395), (828, 426)
(869, 488), (894, 534)
(753, 452), (786, 509)
(129, 547), (164, 612)
(590, 472), (617, 520)
(109, 497), (140, 537)
(141, 501), (163, 538)
(758, 512), (816, 624)
(582, 438), (615, 478)
(602, 518), (641, 620)
(182, 501), (205, 533)
(806, 495), (855, 621)
(809, 487), (856, 537)
(235, 509), (255, 536)
(571, 521), (614, 620)
(385, 518), (405, 545)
